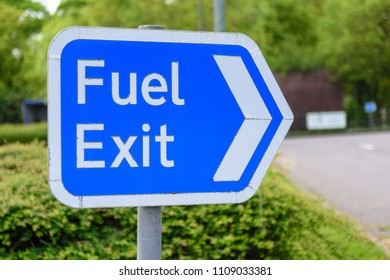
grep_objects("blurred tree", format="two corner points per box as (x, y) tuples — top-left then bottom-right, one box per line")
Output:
(320, 0), (390, 109)
(0, 0), (49, 97)
(0, 0), (49, 122)
(82, 0), (213, 31)
(0, 2), (21, 97)
(226, 0), (325, 72)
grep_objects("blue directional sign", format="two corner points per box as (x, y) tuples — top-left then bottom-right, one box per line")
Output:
(364, 101), (377, 114)
(48, 27), (293, 208)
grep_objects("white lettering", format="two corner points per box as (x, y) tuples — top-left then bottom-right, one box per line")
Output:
(171, 62), (184, 105)
(76, 124), (175, 169)
(112, 72), (137, 105)
(142, 123), (150, 167)
(111, 136), (138, 168)
(76, 124), (105, 168)
(141, 73), (167, 106)
(155, 124), (175, 167)
(77, 60), (104, 104)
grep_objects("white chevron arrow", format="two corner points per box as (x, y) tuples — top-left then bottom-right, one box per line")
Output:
(213, 55), (271, 182)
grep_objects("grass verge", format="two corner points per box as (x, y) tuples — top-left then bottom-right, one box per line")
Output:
(0, 123), (47, 145)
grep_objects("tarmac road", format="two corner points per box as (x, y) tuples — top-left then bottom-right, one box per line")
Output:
(273, 131), (390, 234)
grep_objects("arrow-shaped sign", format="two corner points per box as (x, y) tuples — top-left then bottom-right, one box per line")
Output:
(48, 27), (293, 208)
(213, 55), (271, 182)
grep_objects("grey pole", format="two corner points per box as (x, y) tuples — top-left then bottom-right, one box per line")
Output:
(198, 0), (205, 31)
(213, 0), (225, 32)
(381, 108), (387, 128)
(137, 24), (164, 261)
(368, 113), (375, 127)
(137, 206), (162, 260)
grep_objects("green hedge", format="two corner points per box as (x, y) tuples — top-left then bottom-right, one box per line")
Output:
(0, 123), (47, 145)
(0, 97), (22, 123)
(0, 142), (387, 259)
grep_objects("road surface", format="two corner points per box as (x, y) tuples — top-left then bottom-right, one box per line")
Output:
(273, 131), (390, 235)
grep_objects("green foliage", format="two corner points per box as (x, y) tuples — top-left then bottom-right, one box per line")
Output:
(226, 0), (324, 73)
(0, 2), (24, 97)
(0, 123), (47, 144)
(320, 0), (390, 109)
(0, 0), (50, 104)
(2, 0), (50, 34)
(0, 142), (387, 259)
(0, 1), (49, 122)
(0, 97), (23, 123)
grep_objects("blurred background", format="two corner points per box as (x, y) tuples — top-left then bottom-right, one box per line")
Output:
(0, 0), (388, 130)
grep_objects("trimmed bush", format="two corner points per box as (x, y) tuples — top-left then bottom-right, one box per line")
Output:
(0, 97), (22, 123)
(0, 123), (47, 145)
(0, 142), (387, 259)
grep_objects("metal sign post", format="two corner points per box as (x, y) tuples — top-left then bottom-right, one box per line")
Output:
(364, 101), (377, 127)
(136, 25), (164, 260)
(137, 205), (162, 260)
(213, 0), (225, 32)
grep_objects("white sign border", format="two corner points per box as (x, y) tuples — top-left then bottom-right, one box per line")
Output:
(48, 26), (293, 208)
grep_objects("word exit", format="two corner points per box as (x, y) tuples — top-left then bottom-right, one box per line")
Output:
(76, 123), (175, 169)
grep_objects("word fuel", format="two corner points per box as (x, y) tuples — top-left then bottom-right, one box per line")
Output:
(76, 60), (184, 169)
